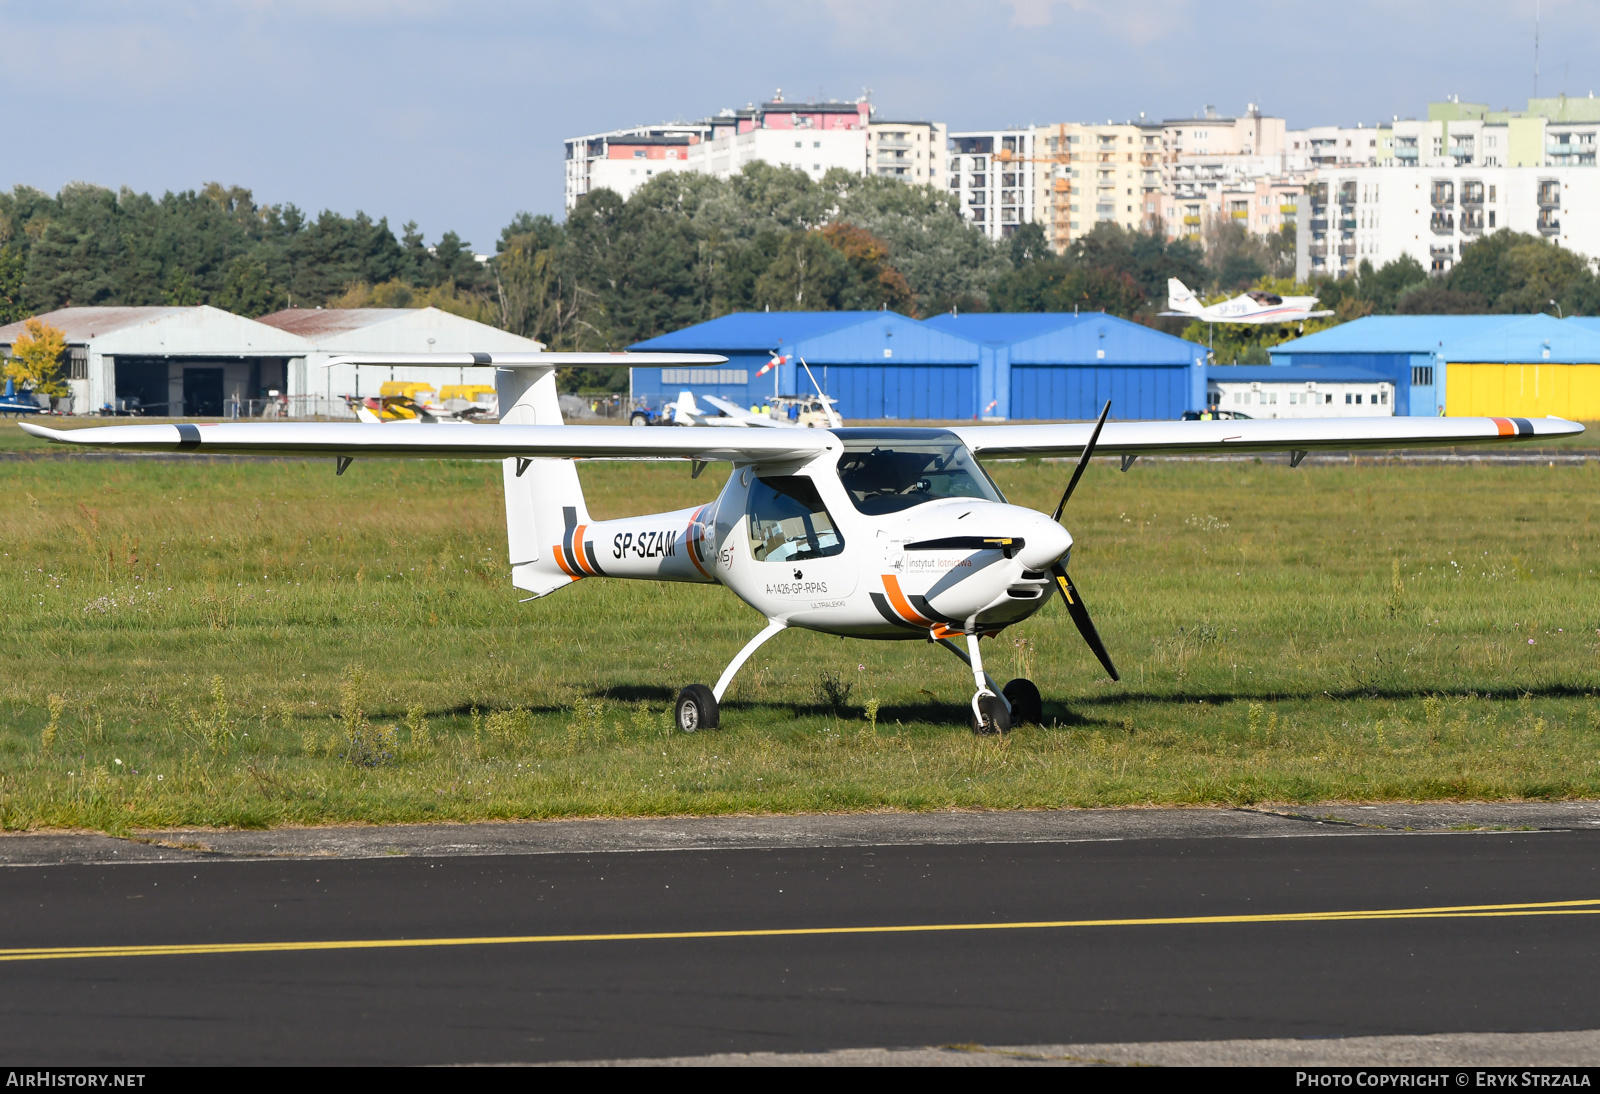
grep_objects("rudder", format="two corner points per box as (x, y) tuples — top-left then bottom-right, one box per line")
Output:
(498, 365), (590, 597)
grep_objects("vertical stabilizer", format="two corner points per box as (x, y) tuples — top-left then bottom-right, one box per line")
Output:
(498, 366), (589, 597)
(1167, 278), (1201, 314)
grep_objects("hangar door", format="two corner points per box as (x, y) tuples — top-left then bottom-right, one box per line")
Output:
(1010, 366), (1189, 420)
(1446, 362), (1600, 419)
(825, 365), (976, 421)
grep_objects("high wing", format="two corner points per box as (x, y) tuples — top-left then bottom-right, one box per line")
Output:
(17, 421), (829, 463)
(700, 393), (786, 427)
(950, 416), (1583, 459)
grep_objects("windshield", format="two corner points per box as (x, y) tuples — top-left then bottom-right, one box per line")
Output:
(836, 437), (1003, 515)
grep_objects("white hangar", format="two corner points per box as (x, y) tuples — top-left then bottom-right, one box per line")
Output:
(0, 305), (541, 416)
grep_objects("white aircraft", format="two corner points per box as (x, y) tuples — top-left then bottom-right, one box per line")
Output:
(1162, 278), (1334, 324)
(668, 355), (843, 430)
(19, 351), (1582, 735)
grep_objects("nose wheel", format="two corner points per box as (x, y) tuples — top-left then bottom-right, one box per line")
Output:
(972, 692), (1010, 735)
(934, 633), (1016, 735)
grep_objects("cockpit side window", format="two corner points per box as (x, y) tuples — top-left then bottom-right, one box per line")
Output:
(836, 440), (1004, 515)
(746, 475), (845, 563)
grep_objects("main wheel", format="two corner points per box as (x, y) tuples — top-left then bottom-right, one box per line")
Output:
(629, 411), (650, 427)
(1002, 678), (1043, 726)
(970, 692), (1011, 735)
(674, 684), (719, 732)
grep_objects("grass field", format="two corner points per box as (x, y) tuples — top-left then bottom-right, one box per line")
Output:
(1, 419), (1597, 832)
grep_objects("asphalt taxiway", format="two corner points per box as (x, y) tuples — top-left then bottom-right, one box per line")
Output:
(2, 805), (1597, 1066)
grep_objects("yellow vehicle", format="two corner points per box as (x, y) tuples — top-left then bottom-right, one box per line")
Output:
(437, 384), (498, 419)
(374, 382), (437, 421)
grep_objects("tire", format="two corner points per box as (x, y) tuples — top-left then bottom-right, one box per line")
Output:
(970, 692), (1010, 735)
(630, 412), (650, 427)
(1002, 678), (1043, 726)
(674, 684), (719, 732)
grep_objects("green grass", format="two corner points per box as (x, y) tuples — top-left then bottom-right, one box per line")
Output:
(1, 429), (1598, 832)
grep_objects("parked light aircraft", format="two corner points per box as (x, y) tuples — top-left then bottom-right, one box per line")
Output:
(0, 377), (43, 416)
(1162, 278), (1334, 325)
(20, 351), (1582, 734)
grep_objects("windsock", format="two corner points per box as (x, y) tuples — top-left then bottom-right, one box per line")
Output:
(757, 353), (788, 377)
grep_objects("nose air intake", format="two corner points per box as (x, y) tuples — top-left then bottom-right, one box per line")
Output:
(1048, 400), (1120, 682)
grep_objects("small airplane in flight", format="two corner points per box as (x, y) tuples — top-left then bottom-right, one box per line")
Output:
(1162, 278), (1334, 325)
(20, 351), (1581, 735)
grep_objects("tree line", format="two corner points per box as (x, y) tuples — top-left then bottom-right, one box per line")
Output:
(3, 167), (1598, 384)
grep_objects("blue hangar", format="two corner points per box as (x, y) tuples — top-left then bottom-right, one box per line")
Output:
(629, 311), (1206, 420)
(1269, 315), (1526, 417)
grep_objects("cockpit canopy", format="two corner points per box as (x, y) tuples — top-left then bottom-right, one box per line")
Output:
(833, 429), (1004, 516)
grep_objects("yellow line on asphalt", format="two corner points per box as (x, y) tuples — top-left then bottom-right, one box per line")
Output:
(4, 898), (1597, 963)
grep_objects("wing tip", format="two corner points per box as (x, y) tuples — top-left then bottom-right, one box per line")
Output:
(17, 421), (64, 442)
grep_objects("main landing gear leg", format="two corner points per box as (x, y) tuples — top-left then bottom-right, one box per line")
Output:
(674, 619), (787, 733)
(936, 635), (1011, 735)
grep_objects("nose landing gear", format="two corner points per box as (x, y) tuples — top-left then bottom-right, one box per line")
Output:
(936, 633), (1013, 734)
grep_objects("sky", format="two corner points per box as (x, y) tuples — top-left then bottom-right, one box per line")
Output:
(3, 0), (1596, 251)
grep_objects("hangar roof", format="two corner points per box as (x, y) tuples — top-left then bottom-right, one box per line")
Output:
(631, 311), (878, 352)
(0, 306), (310, 355)
(0, 307), (190, 343)
(920, 313), (1087, 342)
(1272, 315), (1522, 355)
(257, 306), (542, 353)
(257, 308), (409, 337)
(1007, 313), (1202, 366)
(1442, 313), (1600, 363)
(786, 311), (979, 363)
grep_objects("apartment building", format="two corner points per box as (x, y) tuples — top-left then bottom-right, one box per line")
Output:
(947, 129), (1039, 241)
(566, 95), (926, 208)
(688, 97), (871, 182)
(564, 123), (712, 208)
(867, 120), (945, 182)
(1296, 166), (1600, 280)
(1291, 124), (1388, 167)
(1158, 106), (1306, 243)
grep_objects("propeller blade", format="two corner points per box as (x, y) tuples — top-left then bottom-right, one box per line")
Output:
(1051, 562), (1120, 681)
(1050, 399), (1112, 522)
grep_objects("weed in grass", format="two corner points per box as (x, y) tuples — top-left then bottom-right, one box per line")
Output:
(864, 697), (880, 732)
(815, 671), (854, 713)
(1387, 557), (1407, 618)
(41, 694), (63, 753)
(337, 667), (395, 767)
(406, 704), (430, 748)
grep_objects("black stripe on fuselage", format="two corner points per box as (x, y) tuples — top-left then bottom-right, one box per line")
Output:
(1511, 417), (1534, 436)
(583, 539), (608, 576)
(869, 592), (921, 630)
(562, 506), (578, 560)
(909, 593), (962, 627)
(175, 423), (201, 450)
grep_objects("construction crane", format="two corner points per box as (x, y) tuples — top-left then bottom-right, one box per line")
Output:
(992, 123), (1075, 253)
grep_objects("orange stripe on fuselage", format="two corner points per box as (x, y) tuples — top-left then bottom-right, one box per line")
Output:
(882, 574), (934, 627)
(686, 506), (711, 578)
(570, 524), (593, 574)
(552, 545), (581, 578)
(1490, 417), (1514, 437)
